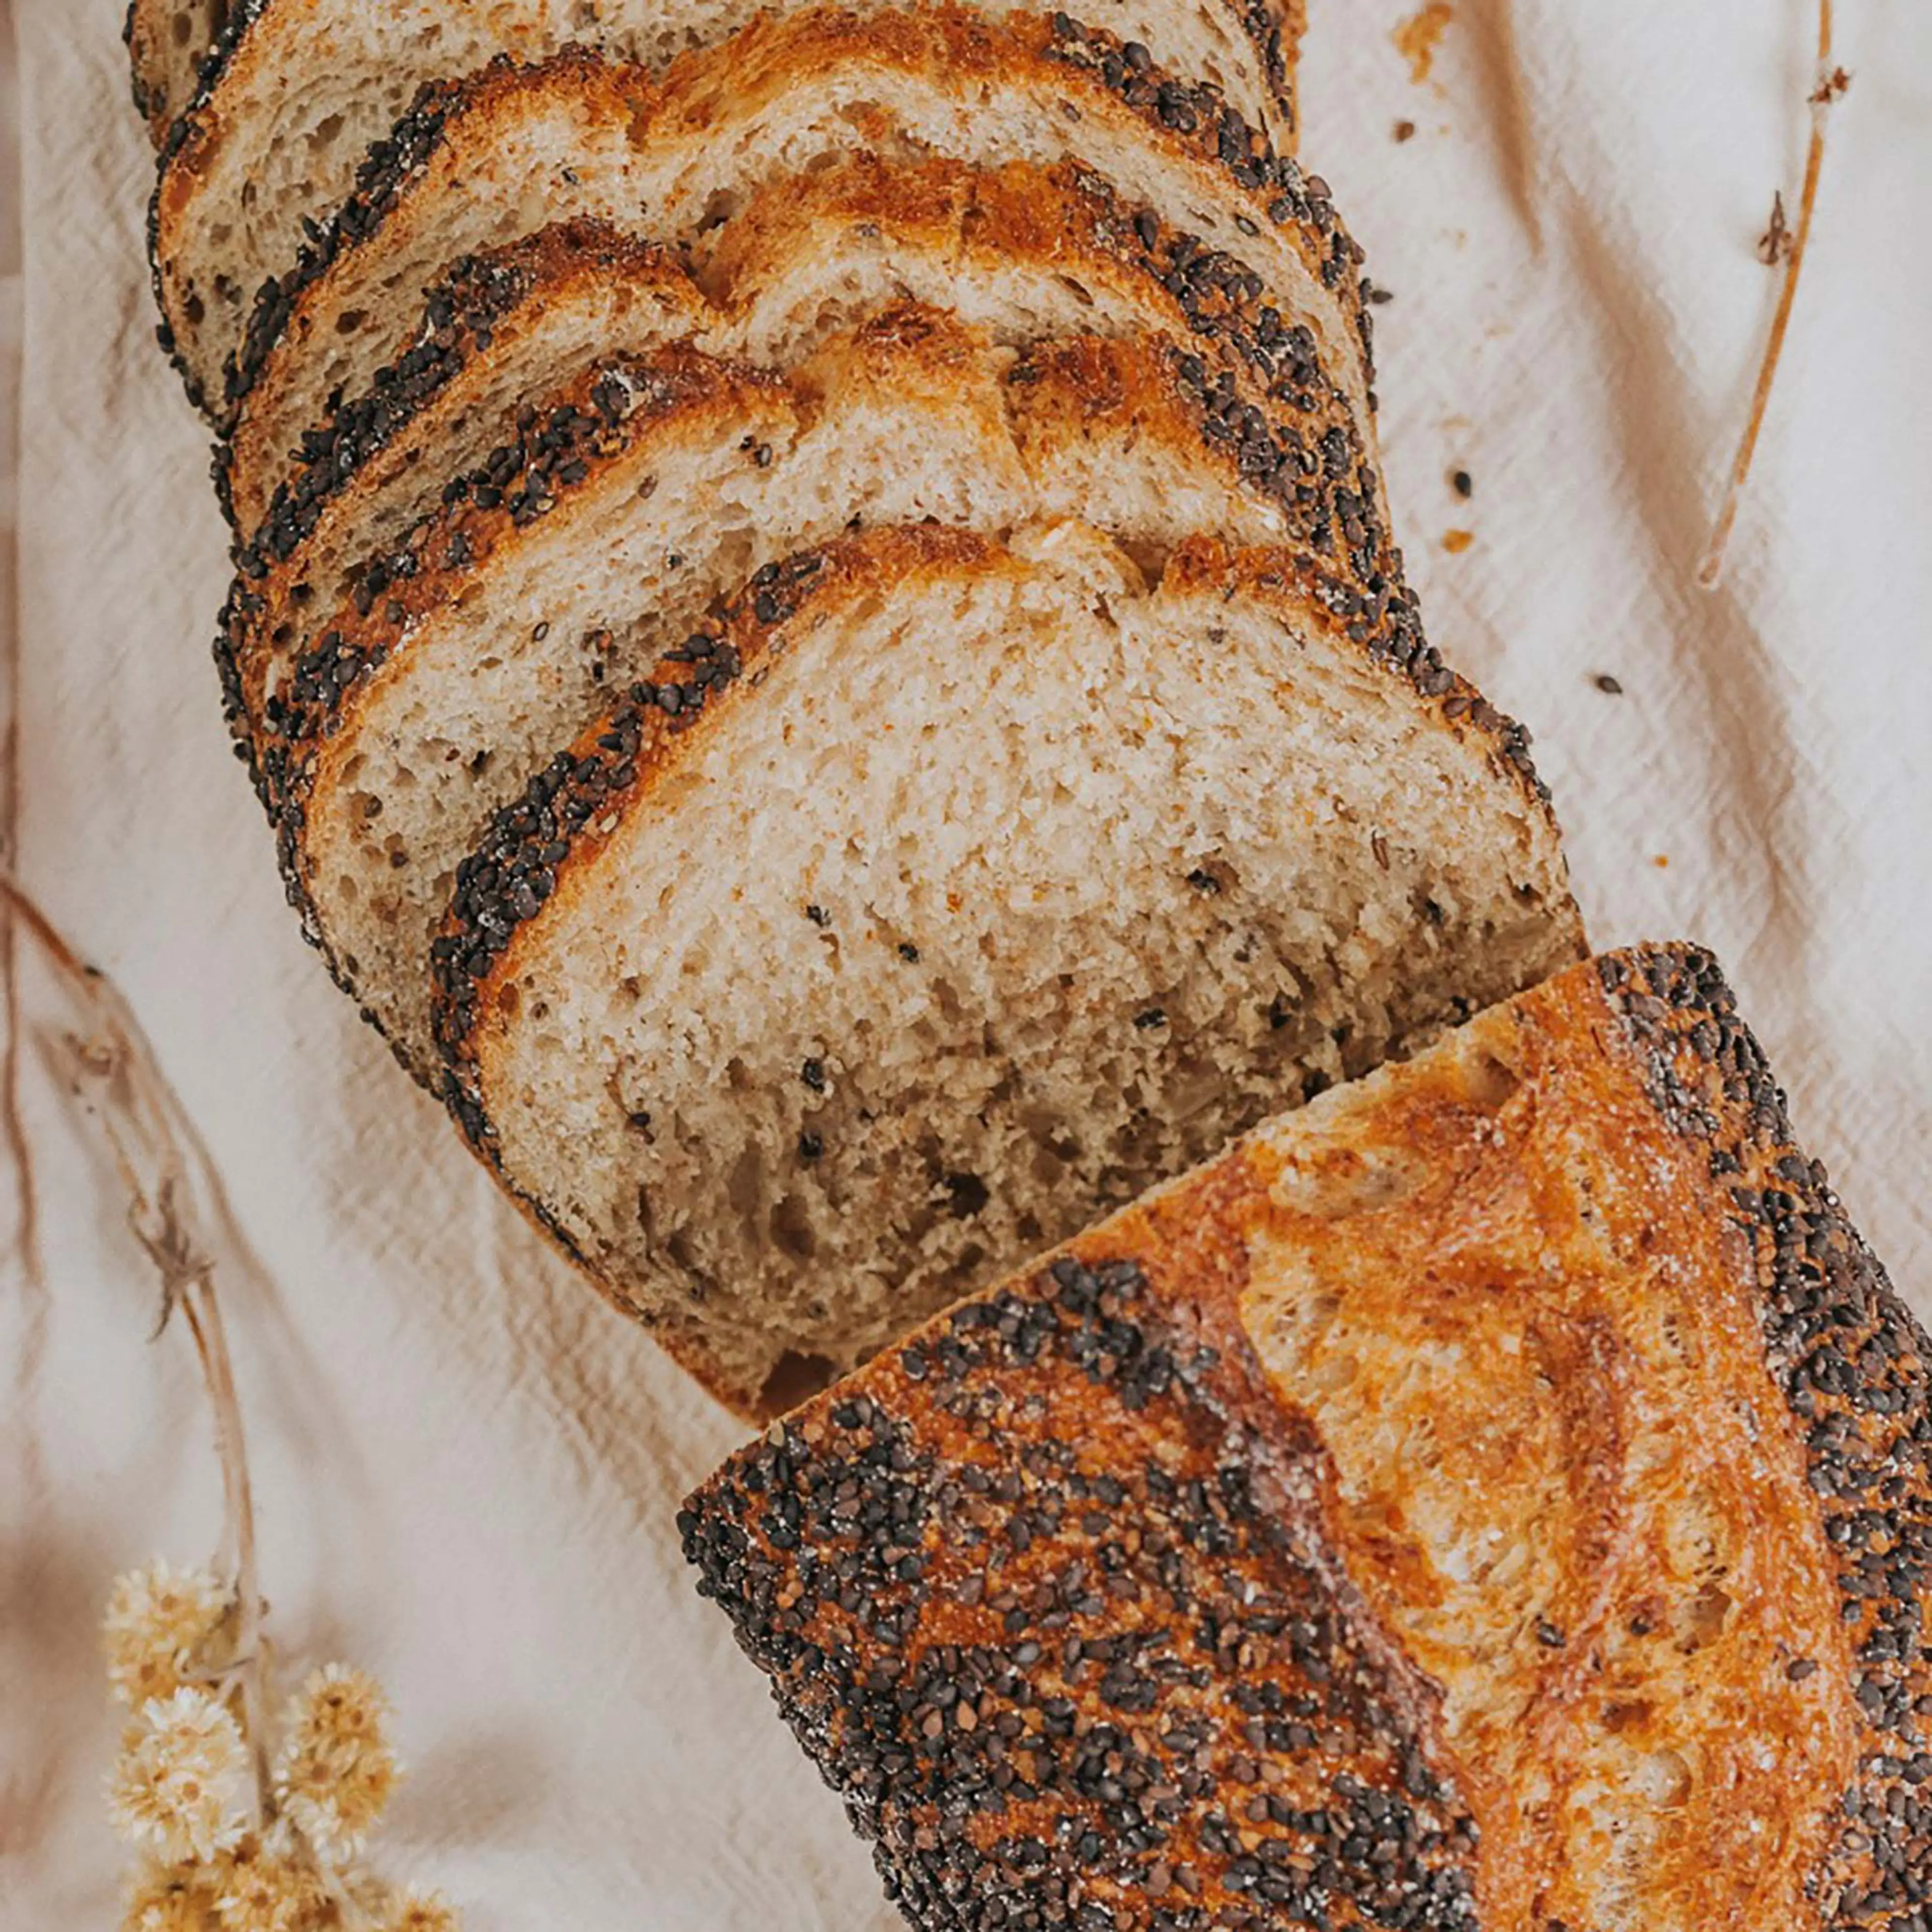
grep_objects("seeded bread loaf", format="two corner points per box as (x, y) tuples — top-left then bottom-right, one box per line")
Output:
(432, 519), (1581, 1417)
(149, 0), (1311, 415)
(194, 9), (1369, 453)
(683, 943), (1928, 1929)
(223, 152), (1393, 785)
(264, 301), (1377, 1084)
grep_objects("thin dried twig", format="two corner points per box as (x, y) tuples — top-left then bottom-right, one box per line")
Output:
(1698, 0), (1849, 590)
(0, 874), (273, 1822)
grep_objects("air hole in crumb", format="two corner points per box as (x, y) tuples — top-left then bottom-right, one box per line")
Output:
(1636, 1749), (1694, 1810)
(945, 1172), (990, 1219)
(771, 1195), (816, 1262)
(1679, 1585), (1733, 1652)
(759, 1351), (837, 1417)
(1461, 1046), (1520, 1108)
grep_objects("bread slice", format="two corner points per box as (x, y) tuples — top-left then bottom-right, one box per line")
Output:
(168, 8), (1365, 435)
(684, 943), (1917, 1927)
(432, 520), (1581, 1418)
(131, 0), (1308, 156)
(268, 311), (1353, 1083)
(151, 0), (1310, 413)
(124, 0), (231, 142)
(223, 155), (1393, 781)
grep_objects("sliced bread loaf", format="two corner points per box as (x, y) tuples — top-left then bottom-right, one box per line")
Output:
(151, 0), (1310, 412)
(269, 310), (1347, 1081)
(432, 520), (1582, 1418)
(683, 944), (1918, 1926)
(224, 155), (1393, 785)
(183, 10), (1367, 439)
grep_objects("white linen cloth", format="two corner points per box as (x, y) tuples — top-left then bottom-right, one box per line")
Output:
(3, 1), (1929, 1922)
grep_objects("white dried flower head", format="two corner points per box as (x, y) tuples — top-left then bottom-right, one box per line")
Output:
(384, 1892), (459, 1931)
(109, 1687), (251, 1863)
(206, 1835), (336, 1932)
(273, 1664), (399, 1859)
(122, 1863), (221, 1931)
(105, 1561), (231, 1708)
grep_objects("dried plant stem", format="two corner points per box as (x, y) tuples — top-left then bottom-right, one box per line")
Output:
(1698, 0), (1840, 590)
(177, 1279), (272, 1821)
(0, 873), (273, 1822)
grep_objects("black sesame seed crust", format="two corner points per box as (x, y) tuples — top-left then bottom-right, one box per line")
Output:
(681, 1246), (1481, 1932)
(187, 6), (1370, 432)
(219, 237), (537, 540)
(122, 0), (159, 129)
(718, 147), (1395, 627)
(225, 219), (678, 546)
(1009, 328), (1411, 677)
(249, 346), (779, 1019)
(1038, 10), (1372, 385)
(147, 30), (571, 423)
(1598, 945), (1932, 1929)
(217, 61), (487, 416)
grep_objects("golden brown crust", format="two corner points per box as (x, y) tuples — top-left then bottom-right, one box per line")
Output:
(682, 1155), (1489, 1927)
(682, 945), (1911, 1925)
(1238, 956), (1859, 1925)
(1591, 947), (1932, 1929)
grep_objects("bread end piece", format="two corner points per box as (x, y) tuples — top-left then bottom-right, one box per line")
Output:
(685, 944), (1928, 1928)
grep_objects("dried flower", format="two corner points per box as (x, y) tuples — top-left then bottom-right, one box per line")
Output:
(109, 1688), (252, 1864)
(3, 884), (461, 1931)
(123, 1863), (220, 1931)
(386, 1892), (461, 1931)
(106, 1561), (232, 1708)
(273, 1665), (400, 1858)
(1757, 190), (1792, 266)
(207, 1835), (336, 1931)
